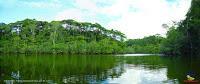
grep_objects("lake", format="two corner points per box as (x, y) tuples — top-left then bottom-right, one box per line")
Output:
(0, 54), (200, 84)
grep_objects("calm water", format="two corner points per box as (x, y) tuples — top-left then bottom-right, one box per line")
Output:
(0, 54), (200, 84)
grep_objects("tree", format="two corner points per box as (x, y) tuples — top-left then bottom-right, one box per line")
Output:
(125, 34), (164, 54)
(160, 26), (184, 55)
(161, 0), (200, 56)
(0, 19), (126, 54)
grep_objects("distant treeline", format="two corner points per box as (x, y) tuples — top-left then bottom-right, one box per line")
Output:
(0, 19), (126, 54)
(125, 34), (164, 54)
(0, 18), (166, 54)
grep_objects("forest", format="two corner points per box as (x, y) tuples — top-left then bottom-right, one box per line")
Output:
(0, 19), (126, 54)
(0, 19), (165, 54)
(160, 0), (200, 56)
(125, 34), (164, 54)
(0, 0), (199, 55)
(126, 0), (200, 56)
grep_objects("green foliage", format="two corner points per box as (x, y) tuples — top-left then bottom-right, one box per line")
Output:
(161, 0), (200, 56)
(160, 26), (185, 55)
(0, 19), (126, 54)
(125, 34), (164, 54)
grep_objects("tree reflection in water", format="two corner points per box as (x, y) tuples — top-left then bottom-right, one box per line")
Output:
(0, 54), (124, 84)
(1, 54), (200, 84)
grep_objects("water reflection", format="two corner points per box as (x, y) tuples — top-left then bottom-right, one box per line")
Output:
(0, 55), (123, 84)
(106, 65), (169, 84)
(0, 54), (200, 84)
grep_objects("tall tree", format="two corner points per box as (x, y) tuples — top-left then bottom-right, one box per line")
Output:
(161, 0), (200, 56)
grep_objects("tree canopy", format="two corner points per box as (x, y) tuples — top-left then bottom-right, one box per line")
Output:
(0, 19), (126, 54)
(125, 34), (164, 54)
(160, 0), (200, 56)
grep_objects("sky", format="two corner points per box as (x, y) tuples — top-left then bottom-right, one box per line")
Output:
(0, 0), (191, 39)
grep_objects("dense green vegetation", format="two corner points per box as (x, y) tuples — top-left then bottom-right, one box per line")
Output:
(124, 0), (200, 55)
(0, 19), (126, 54)
(0, 0), (198, 55)
(0, 19), (165, 54)
(160, 0), (200, 56)
(125, 34), (164, 54)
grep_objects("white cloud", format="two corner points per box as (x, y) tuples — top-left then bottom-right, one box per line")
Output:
(54, 0), (191, 39)
(107, 12), (166, 39)
(19, 1), (62, 8)
(74, 0), (97, 11)
(107, 64), (168, 84)
(106, 0), (191, 39)
(55, 9), (84, 21)
(100, 0), (132, 16)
